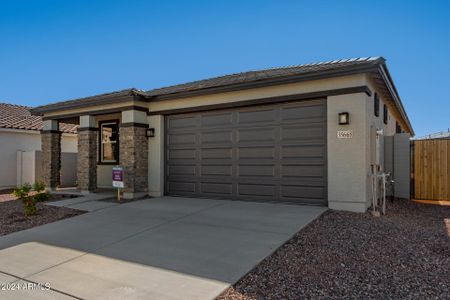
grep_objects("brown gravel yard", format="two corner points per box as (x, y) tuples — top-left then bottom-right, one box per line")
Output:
(218, 199), (450, 299)
(0, 197), (85, 237)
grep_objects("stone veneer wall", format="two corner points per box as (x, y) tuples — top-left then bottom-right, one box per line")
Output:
(77, 129), (97, 191)
(119, 125), (148, 193)
(41, 131), (61, 188)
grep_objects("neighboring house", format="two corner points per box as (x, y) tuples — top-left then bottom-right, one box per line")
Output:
(31, 57), (414, 212)
(0, 103), (78, 189)
(413, 130), (450, 140)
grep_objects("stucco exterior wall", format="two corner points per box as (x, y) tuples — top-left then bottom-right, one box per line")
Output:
(0, 129), (77, 188)
(327, 93), (369, 212)
(363, 76), (404, 207)
(148, 115), (164, 197)
(148, 74), (367, 112)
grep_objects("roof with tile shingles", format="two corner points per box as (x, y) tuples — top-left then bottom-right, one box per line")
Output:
(0, 103), (77, 133)
(28, 56), (413, 135)
(144, 57), (382, 97)
(31, 57), (383, 114)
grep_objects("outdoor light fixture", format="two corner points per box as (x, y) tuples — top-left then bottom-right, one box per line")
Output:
(146, 128), (155, 138)
(338, 112), (350, 125)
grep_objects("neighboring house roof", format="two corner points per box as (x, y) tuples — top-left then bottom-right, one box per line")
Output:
(0, 103), (77, 133)
(29, 56), (414, 134)
(413, 130), (450, 140)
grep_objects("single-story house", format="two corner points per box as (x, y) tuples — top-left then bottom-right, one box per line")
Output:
(0, 103), (78, 189)
(31, 57), (414, 212)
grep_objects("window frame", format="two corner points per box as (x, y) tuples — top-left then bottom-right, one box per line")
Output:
(383, 104), (388, 125)
(374, 93), (380, 117)
(98, 120), (120, 165)
(396, 121), (402, 133)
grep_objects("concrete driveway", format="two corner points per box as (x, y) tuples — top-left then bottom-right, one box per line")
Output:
(0, 197), (326, 300)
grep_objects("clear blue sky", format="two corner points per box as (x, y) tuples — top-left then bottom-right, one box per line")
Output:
(1, 0), (449, 136)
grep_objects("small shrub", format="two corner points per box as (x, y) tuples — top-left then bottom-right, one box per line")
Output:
(33, 181), (50, 202)
(13, 183), (37, 216)
(32, 181), (46, 193)
(34, 192), (50, 202)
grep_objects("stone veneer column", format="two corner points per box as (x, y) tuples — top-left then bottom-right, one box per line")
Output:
(41, 120), (61, 190)
(77, 115), (97, 192)
(120, 109), (148, 199)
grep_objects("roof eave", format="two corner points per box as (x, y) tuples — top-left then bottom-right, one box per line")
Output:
(145, 61), (383, 101)
(30, 89), (146, 116)
(377, 64), (415, 136)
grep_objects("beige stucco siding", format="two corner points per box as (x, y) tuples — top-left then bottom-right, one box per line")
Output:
(327, 93), (369, 212)
(363, 77), (404, 207)
(148, 115), (164, 197)
(148, 74), (367, 112)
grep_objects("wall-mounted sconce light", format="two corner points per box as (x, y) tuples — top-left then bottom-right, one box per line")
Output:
(338, 112), (350, 125)
(146, 128), (155, 138)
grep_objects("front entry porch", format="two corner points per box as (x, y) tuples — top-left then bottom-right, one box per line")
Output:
(41, 107), (149, 199)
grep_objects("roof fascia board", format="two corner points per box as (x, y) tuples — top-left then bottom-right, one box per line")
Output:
(42, 105), (149, 121)
(31, 92), (145, 116)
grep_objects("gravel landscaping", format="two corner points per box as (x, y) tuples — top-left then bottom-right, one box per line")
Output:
(218, 199), (450, 299)
(0, 197), (85, 237)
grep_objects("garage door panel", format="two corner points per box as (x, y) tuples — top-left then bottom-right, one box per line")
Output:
(201, 131), (232, 144)
(238, 184), (276, 197)
(201, 113), (233, 126)
(200, 182), (233, 195)
(238, 146), (275, 159)
(237, 128), (276, 143)
(167, 133), (196, 145)
(167, 165), (196, 176)
(168, 149), (196, 160)
(167, 116), (198, 129)
(238, 109), (277, 124)
(238, 164), (275, 177)
(167, 181), (197, 193)
(166, 99), (327, 205)
(281, 165), (324, 178)
(200, 165), (232, 176)
(200, 148), (233, 159)
(281, 185), (325, 199)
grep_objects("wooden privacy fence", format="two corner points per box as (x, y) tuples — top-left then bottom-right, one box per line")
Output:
(412, 139), (450, 200)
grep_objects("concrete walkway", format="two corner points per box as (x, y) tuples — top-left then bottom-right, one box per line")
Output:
(0, 197), (326, 300)
(46, 192), (117, 212)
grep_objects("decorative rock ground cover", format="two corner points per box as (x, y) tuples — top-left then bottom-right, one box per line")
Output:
(218, 199), (449, 299)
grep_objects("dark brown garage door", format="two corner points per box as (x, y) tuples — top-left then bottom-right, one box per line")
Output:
(165, 99), (327, 205)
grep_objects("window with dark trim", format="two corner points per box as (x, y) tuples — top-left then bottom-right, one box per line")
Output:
(396, 122), (402, 133)
(99, 121), (119, 163)
(383, 104), (388, 125)
(374, 93), (380, 117)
